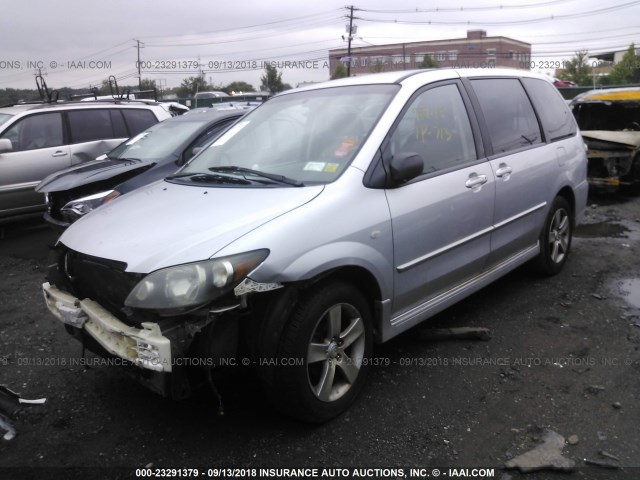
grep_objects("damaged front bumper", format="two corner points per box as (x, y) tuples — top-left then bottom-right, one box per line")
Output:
(42, 282), (172, 373)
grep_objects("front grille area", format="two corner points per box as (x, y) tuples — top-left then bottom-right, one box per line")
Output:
(50, 244), (145, 326)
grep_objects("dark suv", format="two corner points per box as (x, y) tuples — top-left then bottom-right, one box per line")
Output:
(36, 107), (250, 227)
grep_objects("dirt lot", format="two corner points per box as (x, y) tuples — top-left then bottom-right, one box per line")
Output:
(0, 194), (639, 480)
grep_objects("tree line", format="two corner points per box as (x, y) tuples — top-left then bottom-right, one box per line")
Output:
(557, 44), (640, 86)
(0, 64), (292, 105)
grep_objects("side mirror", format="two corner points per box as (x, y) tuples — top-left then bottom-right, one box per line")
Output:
(0, 138), (13, 154)
(389, 152), (424, 184)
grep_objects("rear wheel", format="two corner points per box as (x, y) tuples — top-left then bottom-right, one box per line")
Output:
(268, 281), (373, 422)
(534, 196), (573, 276)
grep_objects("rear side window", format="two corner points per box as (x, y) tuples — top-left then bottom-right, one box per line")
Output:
(122, 109), (158, 135)
(471, 79), (542, 154)
(110, 110), (128, 138)
(67, 110), (115, 143)
(0, 112), (64, 151)
(522, 78), (576, 141)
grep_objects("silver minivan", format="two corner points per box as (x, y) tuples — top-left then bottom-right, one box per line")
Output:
(42, 69), (588, 422)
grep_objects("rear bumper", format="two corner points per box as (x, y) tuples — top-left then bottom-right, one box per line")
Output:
(42, 282), (172, 373)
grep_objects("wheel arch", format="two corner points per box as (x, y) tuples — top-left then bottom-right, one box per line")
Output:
(556, 185), (576, 217)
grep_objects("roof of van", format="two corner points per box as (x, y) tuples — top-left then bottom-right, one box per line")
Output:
(283, 68), (552, 94)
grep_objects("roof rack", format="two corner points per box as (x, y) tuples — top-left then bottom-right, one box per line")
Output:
(68, 87), (100, 101)
(36, 73), (59, 103)
(106, 75), (158, 102)
(1, 75), (162, 109)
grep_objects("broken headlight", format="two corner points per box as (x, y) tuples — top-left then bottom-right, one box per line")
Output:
(124, 250), (269, 310)
(61, 190), (120, 221)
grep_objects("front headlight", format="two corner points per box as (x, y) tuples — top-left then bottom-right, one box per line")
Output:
(124, 249), (269, 310)
(61, 190), (119, 221)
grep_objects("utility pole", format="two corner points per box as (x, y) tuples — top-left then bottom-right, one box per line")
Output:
(134, 39), (145, 90)
(347, 5), (354, 77)
(402, 43), (406, 71)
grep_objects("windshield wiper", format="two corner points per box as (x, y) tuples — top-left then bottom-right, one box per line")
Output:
(109, 157), (142, 162)
(165, 172), (250, 185)
(209, 166), (304, 187)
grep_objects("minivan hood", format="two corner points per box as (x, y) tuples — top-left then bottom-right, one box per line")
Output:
(36, 157), (157, 193)
(59, 181), (324, 273)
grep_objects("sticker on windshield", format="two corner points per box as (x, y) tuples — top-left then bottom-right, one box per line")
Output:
(210, 121), (250, 146)
(333, 137), (357, 158)
(125, 132), (149, 145)
(304, 162), (326, 172)
(323, 163), (339, 173)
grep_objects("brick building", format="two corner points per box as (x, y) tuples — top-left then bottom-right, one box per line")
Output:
(329, 30), (531, 75)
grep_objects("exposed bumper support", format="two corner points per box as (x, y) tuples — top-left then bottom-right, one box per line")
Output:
(42, 282), (172, 372)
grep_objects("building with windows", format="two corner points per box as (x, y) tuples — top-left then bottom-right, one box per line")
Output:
(329, 30), (531, 75)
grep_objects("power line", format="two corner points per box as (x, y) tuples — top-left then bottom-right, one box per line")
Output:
(138, 9), (342, 41)
(358, 0), (577, 14)
(145, 16), (343, 48)
(357, 1), (640, 26)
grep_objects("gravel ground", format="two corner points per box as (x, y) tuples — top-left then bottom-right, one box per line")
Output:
(0, 194), (639, 480)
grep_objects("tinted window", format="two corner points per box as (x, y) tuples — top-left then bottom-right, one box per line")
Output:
(522, 78), (576, 141)
(0, 112), (64, 151)
(110, 110), (128, 138)
(471, 79), (542, 154)
(68, 110), (114, 143)
(122, 109), (158, 135)
(388, 83), (477, 174)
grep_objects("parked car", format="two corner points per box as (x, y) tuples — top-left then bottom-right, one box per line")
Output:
(80, 96), (191, 116)
(43, 69), (588, 422)
(553, 79), (577, 87)
(570, 87), (640, 193)
(193, 91), (230, 108)
(36, 107), (251, 228)
(0, 100), (173, 222)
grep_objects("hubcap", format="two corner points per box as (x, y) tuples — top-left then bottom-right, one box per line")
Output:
(549, 208), (570, 264)
(306, 303), (366, 402)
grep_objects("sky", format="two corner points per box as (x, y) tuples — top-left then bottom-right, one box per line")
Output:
(0, 0), (639, 93)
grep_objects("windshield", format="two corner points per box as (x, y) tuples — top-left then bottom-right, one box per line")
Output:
(107, 117), (213, 160)
(0, 113), (13, 127)
(179, 84), (398, 185)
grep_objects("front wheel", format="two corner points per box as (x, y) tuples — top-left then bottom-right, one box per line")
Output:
(268, 281), (373, 422)
(534, 196), (573, 276)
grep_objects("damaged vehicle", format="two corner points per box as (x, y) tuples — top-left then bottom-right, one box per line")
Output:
(0, 99), (173, 222)
(42, 69), (588, 422)
(571, 87), (640, 193)
(35, 107), (252, 228)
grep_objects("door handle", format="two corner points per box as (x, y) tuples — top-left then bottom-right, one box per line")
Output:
(465, 174), (488, 189)
(52, 151), (68, 157)
(496, 164), (513, 178)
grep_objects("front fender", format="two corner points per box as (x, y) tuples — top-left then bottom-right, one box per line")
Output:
(253, 241), (393, 303)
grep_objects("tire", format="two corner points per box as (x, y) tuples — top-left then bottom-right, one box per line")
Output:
(534, 196), (573, 276)
(268, 281), (373, 423)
